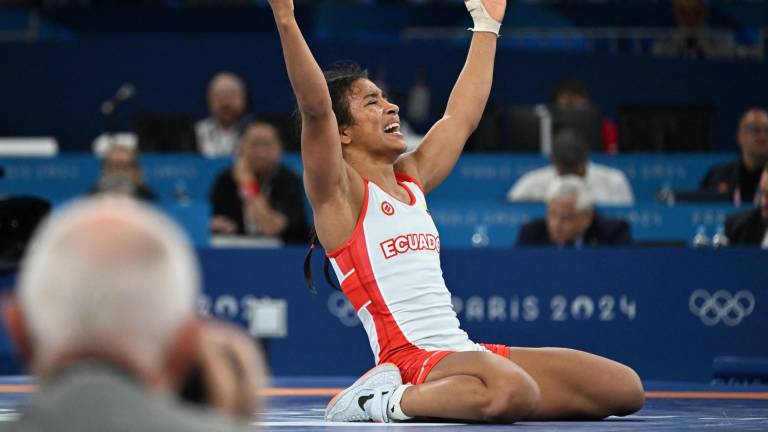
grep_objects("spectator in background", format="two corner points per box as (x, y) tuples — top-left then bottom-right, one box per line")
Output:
(210, 121), (309, 244)
(89, 144), (157, 202)
(700, 107), (768, 205)
(725, 163), (768, 247)
(507, 129), (634, 205)
(517, 176), (631, 247)
(652, 0), (736, 60)
(551, 78), (618, 154)
(1, 198), (260, 432)
(196, 72), (251, 158)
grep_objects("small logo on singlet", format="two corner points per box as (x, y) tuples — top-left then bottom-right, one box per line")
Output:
(381, 201), (395, 216)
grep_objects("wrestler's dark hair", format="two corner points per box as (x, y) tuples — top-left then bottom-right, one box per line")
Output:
(294, 62), (369, 133)
(324, 62), (369, 130)
(303, 228), (341, 294)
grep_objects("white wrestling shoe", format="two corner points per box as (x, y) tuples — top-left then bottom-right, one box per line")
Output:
(324, 363), (402, 423)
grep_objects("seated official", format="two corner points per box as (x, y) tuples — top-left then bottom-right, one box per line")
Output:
(507, 129), (634, 205)
(209, 121), (309, 244)
(725, 163), (768, 247)
(700, 107), (768, 205)
(196, 71), (252, 158)
(517, 176), (631, 247)
(88, 144), (157, 202)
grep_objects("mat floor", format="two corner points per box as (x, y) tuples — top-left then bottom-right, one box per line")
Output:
(1, 377), (766, 431)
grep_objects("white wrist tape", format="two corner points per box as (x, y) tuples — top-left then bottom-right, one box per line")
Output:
(465, 0), (501, 36)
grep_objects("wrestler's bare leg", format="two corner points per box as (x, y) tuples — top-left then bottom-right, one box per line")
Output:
(506, 347), (644, 420)
(397, 351), (540, 423)
(398, 348), (643, 422)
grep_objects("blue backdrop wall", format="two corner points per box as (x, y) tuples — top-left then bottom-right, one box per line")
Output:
(1, 36), (767, 151)
(2, 248), (765, 382)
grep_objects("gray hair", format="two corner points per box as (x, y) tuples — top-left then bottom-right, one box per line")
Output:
(18, 197), (199, 371)
(547, 175), (594, 212)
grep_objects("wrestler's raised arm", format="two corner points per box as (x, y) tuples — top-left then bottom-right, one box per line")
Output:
(268, 0), (353, 207)
(397, 0), (505, 193)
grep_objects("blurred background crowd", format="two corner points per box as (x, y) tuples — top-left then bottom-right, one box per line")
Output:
(1, 0), (767, 252)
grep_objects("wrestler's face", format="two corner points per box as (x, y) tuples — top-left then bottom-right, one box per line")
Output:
(342, 79), (406, 161)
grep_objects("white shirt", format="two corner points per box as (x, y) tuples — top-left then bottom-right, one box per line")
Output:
(762, 228), (768, 249)
(507, 162), (635, 205)
(195, 117), (241, 158)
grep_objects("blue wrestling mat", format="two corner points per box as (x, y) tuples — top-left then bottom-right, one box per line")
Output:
(2, 376), (767, 431)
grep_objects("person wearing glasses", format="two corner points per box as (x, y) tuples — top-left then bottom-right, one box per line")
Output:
(700, 107), (768, 205)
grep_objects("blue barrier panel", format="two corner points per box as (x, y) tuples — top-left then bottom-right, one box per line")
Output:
(433, 153), (733, 202)
(35, 199), (742, 248)
(0, 155), (100, 200)
(0, 155), (234, 202)
(142, 155), (302, 202)
(442, 248), (767, 382)
(159, 201), (211, 246)
(1, 248), (765, 381)
(184, 247), (768, 381)
(429, 201), (738, 246)
(1, 154), (746, 246)
(141, 156), (232, 201)
(591, 154), (733, 202)
(0, 153), (733, 203)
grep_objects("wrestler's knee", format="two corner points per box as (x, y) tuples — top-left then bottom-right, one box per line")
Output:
(481, 368), (540, 423)
(608, 364), (644, 416)
(556, 348), (644, 418)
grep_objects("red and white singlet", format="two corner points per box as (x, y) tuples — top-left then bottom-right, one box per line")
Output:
(327, 173), (506, 384)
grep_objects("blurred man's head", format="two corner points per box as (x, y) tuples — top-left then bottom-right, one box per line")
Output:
(98, 145), (143, 195)
(551, 79), (591, 109)
(761, 164), (768, 221)
(674, 0), (707, 29)
(207, 72), (247, 128)
(552, 130), (590, 177)
(738, 108), (768, 171)
(546, 176), (594, 246)
(9, 198), (200, 385)
(239, 121), (283, 176)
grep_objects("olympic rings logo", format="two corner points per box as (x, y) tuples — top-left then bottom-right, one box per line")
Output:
(327, 291), (360, 327)
(688, 290), (755, 327)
